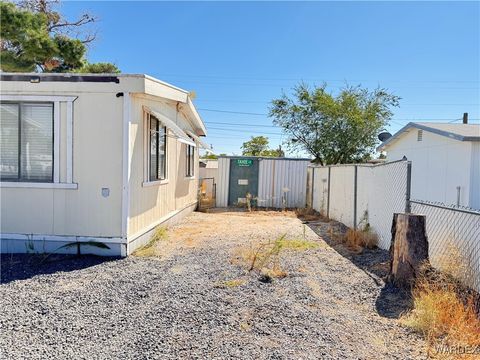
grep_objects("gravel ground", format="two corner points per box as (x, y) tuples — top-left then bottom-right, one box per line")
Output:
(0, 210), (426, 359)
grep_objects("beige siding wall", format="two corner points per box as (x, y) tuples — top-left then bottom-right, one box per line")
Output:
(1, 82), (124, 237)
(127, 95), (198, 240)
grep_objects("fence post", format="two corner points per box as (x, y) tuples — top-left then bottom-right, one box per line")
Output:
(327, 166), (331, 218)
(353, 165), (358, 229)
(311, 167), (315, 209)
(405, 161), (412, 213)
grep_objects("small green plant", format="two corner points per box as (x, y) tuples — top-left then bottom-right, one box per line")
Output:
(215, 278), (246, 288)
(234, 234), (319, 281)
(134, 226), (168, 257)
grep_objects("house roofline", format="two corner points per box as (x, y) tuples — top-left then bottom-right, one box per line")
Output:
(0, 72), (206, 136)
(377, 122), (480, 151)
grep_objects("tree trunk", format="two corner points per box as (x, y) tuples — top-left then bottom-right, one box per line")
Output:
(388, 213), (429, 288)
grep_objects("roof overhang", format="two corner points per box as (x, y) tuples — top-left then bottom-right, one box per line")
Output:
(377, 122), (480, 152)
(0, 72), (207, 137)
(144, 105), (195, 147)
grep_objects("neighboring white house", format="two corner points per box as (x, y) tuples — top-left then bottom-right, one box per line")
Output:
(377, 122), (480, 209)
(0, 73), (208, 256)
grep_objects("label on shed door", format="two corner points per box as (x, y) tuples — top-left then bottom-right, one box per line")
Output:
(238, 179), (248, 185)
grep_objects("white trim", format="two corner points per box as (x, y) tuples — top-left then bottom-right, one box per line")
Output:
(185, 130), (211, 150)
(178, 137), (197, 147)
(53, 101), (60, 183)
(0, 182), (78, 189)
(143, 105), (196, 147)
(121, 92), (131, 250)
(143, 111), (149, 183)
(1, 233), (123, 244)
(0, 95), (77, 102)
(127, 201), (198, 244)
(142, 179), (169, 187)
(66, 101), (73, 183)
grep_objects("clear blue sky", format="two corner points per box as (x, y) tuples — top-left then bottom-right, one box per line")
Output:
(63, 1), (479, 156)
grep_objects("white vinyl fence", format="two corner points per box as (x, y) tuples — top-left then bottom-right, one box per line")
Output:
(307, 160), (410, 249)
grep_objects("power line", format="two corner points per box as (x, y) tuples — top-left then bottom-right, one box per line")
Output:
(158, 73), (480, 84)
(198, 108), (267, 116)
(184, 80), (480, 90)
(196, 99), (480, 106)
(207, 127), (283, 136)
(206, 121), (278, 128)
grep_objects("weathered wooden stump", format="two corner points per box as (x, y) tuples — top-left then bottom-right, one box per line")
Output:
(388, 213), (429, 288)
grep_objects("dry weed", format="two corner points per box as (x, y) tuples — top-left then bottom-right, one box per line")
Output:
(401, 265), (480, 359)
(344, 228), (378, 251)
(432, 240), (476, 290)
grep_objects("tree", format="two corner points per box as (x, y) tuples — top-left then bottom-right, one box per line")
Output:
(0, 1), (119, 73)
(269, 83), (400, 165)
(74, 62), (120, 74)
(241, 136), (284, 157)
(200, 153), (226, 160)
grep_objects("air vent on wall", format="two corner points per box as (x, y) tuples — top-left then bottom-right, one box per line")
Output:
(417, 129), (423, 141)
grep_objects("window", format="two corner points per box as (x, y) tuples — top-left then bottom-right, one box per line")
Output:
(0, 102), (54, 182)
(417, 129), (423, 141)
(186, 142), (195, 177)
(148, 114), (167, 181)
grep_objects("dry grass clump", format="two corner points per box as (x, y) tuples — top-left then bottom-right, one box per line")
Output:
(232, 234), (319, 281)
(344, 228), (378, 251)
(133, 226), (168, 257)
(432, 240), (476, 290)
(295, 207), (325, 222)
(401, 265), (480, 358)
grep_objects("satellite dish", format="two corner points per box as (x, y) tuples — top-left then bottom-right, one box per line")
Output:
(378, 132), (392, 142)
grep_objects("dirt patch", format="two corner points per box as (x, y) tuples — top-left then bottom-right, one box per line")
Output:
(1, 210), (426, 359)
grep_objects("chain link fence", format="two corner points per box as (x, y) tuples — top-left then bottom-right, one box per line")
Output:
(411, 200), (480, 292)
(307, 160), (480, 292)
(198, 177), (216, 211)
(307, 160), (410, 249)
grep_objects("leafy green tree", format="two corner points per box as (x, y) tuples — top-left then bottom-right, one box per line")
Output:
(269, 83), (400, 165)
(75, 62), (120, 74)
(241, 136), (284, 157)
(0, 1), (119, 73)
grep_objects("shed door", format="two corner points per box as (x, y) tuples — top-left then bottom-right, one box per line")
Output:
(228, 158), (259, 206)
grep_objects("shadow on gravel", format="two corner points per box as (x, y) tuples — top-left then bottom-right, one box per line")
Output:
(0, 254), (120, 285)
(301, 217), (413, 319)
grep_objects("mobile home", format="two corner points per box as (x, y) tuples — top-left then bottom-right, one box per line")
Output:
(0, 73), (208, 256)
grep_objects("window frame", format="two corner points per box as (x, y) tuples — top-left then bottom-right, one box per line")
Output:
(0, 95), (77, 189)
(147, 113), (167, 183)
(185, 141), (195, 178)
(0, 101), (55, 183)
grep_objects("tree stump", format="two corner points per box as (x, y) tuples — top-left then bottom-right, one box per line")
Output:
(388, 213), (429, 288)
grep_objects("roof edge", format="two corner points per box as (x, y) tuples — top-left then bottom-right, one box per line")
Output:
(377, 122), (480, 151)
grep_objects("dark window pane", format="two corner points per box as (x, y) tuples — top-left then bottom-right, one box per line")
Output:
(158, 127), (166, 179)
(0, 103), (19, 179)
(149, 130), (158, 181)
(20, 104), (53, 181)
